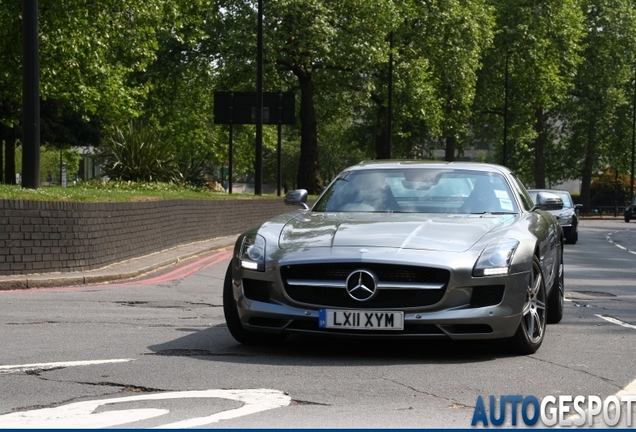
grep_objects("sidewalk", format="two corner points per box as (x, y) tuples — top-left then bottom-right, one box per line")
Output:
(0, 235), (238, 291)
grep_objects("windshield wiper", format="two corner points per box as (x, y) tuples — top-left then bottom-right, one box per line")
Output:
(467, 211), (516, 215)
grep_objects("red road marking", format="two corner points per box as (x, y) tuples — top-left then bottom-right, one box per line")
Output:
(126, 250), (233, 285)
(0, 250), (233, 293)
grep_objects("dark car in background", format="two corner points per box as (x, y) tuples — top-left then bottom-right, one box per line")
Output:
(624, 198), (636, 223)
(528, 189), (581, 244)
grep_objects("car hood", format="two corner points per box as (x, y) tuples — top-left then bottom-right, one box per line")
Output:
(278, 212), (516, 253)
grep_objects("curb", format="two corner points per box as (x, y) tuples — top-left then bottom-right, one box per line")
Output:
(0, 235), (238, 291)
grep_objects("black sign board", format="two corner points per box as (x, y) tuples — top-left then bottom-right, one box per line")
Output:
(214, 92), (295, 125)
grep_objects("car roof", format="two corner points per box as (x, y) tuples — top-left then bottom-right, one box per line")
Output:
(527, 189), (571, 194)
(345, 160), (512, 175)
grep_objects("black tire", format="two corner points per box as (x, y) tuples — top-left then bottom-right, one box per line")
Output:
(510, 256), (547, 355)
(222, 262), (287, 345)
(547, 249), (564, 324)
(626, 214), (631, 223)
(566, 229), (578, 245)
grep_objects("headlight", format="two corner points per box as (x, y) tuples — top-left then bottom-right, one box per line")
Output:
(240, 233), (266, 271)
(473, 238), (519, 277)
(559, 213), (573, 225)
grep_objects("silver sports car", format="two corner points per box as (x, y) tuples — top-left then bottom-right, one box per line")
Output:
(223, 161), (565, 355)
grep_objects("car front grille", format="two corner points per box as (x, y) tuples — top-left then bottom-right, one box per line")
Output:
(243, 278), (271, 302)
(280, 263), (450, 308)
(469, 285), (505, 308)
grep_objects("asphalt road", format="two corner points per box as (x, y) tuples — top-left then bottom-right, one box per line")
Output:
(0, 219), (634, 428)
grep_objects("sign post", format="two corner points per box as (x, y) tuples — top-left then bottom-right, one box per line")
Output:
(214, 92), (295, 195)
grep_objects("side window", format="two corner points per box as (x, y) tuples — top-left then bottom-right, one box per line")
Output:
(510, 175), (533, 211)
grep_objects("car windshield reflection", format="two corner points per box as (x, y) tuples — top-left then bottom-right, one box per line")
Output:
(313, 169), (519, 214)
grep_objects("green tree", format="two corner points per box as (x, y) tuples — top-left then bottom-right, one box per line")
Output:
(142, 1), (224, 166)
(558, 0), (636, 210)
(39, 146), (82, 184)
(216, 0), (395, 194)
(399, 0), (495, 161)
(0, 1), (165, 184)
(473, 0), (584, 187)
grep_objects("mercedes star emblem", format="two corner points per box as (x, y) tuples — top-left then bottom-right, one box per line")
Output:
(345, 270), (378, 301)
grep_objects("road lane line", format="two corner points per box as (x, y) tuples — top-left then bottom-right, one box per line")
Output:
(595, 314), (636, 330)
(564, 377), (636, 426)
(0, 388), (291, 428)
(606, 230), (636, 255)
(155, 389), (292, 428)
(616, 377), (636, 398)
(0, 359), (134, 375)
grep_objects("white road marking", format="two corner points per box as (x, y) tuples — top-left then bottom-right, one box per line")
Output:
(616, 378), (636, 399)
(606, 231), (636, 255)
(564, 377), (636, 426)
(0, 359), (134, 375)
(596, 314), (636, 330)
(0, 389), (291, 428)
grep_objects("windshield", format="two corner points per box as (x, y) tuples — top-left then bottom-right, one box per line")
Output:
(313, 168), (519, 214)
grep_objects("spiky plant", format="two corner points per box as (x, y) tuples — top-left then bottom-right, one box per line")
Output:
(97, 122), (177, 182)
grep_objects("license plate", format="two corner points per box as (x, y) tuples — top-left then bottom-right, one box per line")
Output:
(319, 309), (404, 330)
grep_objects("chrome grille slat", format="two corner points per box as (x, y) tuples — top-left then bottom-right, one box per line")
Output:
(286, 279), (345, 288)
(285, 279), (444, 290)
(377, 282), (445, 290)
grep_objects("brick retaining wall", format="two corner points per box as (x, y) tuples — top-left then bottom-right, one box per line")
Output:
(0, 198), (292, 275)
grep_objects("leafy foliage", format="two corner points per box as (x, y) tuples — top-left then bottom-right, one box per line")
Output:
(589, 170), (632, 207)
(2, 0), (636, 211)
(96, 122), (177, 182)
(173, 153), (214, 188)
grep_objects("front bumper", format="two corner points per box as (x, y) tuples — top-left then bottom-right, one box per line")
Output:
(231, 259), (530, 341)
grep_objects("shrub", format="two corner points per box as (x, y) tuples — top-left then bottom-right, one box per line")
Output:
(96, 122), (177, 182)
(589, 170), (632, 207)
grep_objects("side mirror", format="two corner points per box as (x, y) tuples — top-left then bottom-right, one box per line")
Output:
(284, 189), (309, 209)
(575, 203), (583, 212)
(533, 192), (564, 211)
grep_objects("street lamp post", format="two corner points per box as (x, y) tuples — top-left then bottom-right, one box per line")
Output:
(631, 66), (636, 204)
(255, 0), (263, 195)
(387, 31), (393, 159)
(503, 52), (509, 167)
(22, 0), (40, 189)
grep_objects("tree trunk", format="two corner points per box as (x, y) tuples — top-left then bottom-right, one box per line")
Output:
(375, 104), (391, 159)
(533, 108), (546, 188)
(579, 119), (596, 212)
(444, 135), (456, 161)
(0, 124), (5, 183)
(4, 126), (16, 185)
(295, 70), (323, 194)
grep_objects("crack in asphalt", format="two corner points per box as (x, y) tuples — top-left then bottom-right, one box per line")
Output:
(145, 349), (255, 357)
(290, 399), (330, 406)
(3, 396), (85, 415)
(74, 381), (165, 393)
(5, 321), (60, 325)
(527, 356), (620, 389)
(380, 377), (474, 410)
(2, 368), (173, 416)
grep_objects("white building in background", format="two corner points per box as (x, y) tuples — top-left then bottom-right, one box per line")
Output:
(77, 146), (102, 180)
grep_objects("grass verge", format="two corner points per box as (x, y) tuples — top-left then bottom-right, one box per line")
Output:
(0, 181), (281, 203)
